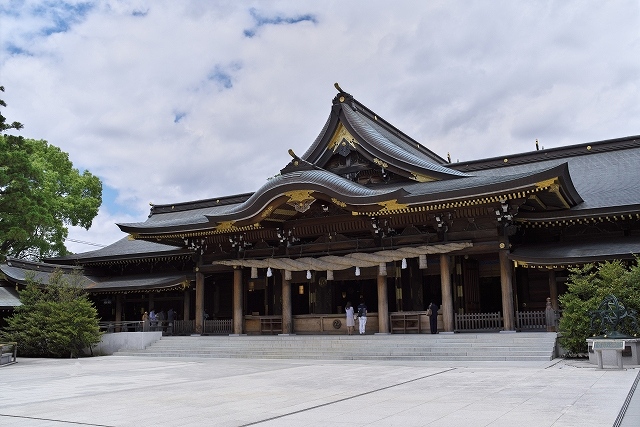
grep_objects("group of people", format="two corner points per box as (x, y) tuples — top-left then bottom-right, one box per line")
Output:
(344, 300), (368, 335)
(345, 300), (440, 334)
(141, 308), (176, 332)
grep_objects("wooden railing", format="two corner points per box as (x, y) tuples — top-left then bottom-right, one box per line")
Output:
(99, 321), (144, 332)
(173, 320), (195, 335)
(204, 319), (233, 335)
(455, 312), (502, 331)
(0, 342), (17, 366)
(259, 316), (283, 334)
(390, 312), (422, 334)
(516, 311), (546, 330)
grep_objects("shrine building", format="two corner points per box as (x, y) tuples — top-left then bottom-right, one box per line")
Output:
(2, 86), (639, 335)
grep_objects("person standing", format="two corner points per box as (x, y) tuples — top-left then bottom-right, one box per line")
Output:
(357, 300), (367, 335)
(428, 302), (439, 334)
(142, 311), (150, 332)
(345, 302), (355, 335)
(149, 309), (157, 331)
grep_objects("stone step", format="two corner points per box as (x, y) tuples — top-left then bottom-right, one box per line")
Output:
(113, 332), (557, 361)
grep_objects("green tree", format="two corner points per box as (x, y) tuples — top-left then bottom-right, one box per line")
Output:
(0, 87), (102, 260)
(558, 260), (640, 355)
(0, 86), (23, 132)
(0, 269), (102, 357)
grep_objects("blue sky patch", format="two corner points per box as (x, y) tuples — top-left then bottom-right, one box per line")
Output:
(244, 8), (317, 38)
(100, 184), (136, 219)
(5, 43), (30, 56)
(174, 112), (186, 123)
(207, 63), (241, 90)
(31, 1), (94, 36)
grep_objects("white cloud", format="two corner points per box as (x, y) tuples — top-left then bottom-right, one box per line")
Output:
(1, 0), (639, 252)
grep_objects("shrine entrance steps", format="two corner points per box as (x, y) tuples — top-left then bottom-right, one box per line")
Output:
(113, 332), (557, 362)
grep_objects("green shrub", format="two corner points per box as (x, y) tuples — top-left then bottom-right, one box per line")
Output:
(558, 260), (640, 355)
(0, 269), (101, 357)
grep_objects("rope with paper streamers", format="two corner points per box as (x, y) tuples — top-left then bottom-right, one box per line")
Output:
(213, 242), (472, 271)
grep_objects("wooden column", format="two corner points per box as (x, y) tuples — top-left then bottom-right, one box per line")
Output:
(281, 275), (292, 334)
(183, 288), (190, 321)
(232, 267), (243, 335)
(548, 269), (559, 311)
(499, 249), (516, 331)
(195, 271), (204, 334)
(440, 254), (454, 332)
(115, 295), (123, 332)
(377, 273), (389, 334)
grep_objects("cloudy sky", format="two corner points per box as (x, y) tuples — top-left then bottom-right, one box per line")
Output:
(1, 0), (639, 254)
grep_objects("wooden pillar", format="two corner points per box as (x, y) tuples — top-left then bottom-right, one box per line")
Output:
(195, 271), (204, 334)
(232, 267), (243, 334)
(377, 273), (389, 334)
(115, 295), (123, 332)
(499, 249), (516, 331)
(440, 254), (454, 332)
(183, 288), (190, 321)
(548, 269), (559, 311)
(281, 275), (292, 334)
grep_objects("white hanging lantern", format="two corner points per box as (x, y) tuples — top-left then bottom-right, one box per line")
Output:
(419, 254), (427, 269)
(401, 258), (407, 269)
(251, 267), (258, 279)
(266, 267), (273, 277)
(306, 270), (312, 280)
(326, 270), (334, 281)
(355, 266), (361, 276)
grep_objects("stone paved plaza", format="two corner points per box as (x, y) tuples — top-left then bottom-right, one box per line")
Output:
(0, 356), (638, 427)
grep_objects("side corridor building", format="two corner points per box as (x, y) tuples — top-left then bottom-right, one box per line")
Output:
(2, 87), (640, 334)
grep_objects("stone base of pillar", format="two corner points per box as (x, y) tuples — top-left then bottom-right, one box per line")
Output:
(439, 331), (455, 335)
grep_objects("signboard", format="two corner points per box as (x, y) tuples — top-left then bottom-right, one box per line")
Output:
(592, 340), (625, 350)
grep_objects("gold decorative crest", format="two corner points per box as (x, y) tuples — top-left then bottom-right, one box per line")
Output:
(284, 190), (315, 213)
(378, 199), (408, 211)
(328, 123), (357, 152)
(331, 198), (347, 207)
(215, 221), (237, 231)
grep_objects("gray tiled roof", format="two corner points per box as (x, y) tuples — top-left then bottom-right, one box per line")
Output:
(509, 235), (640, 264)
(0, 259), (190, 292)
(48, 237), (189, 262)
(0, 285), (21, 308)
(401, 165), (562, 197)
(120, 169), (407, 231)
(342, 106), (467, 178)
(468, 146), (640, 210)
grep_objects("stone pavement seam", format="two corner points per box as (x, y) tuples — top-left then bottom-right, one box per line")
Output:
(237, 367), (457, 426)
(614, 370), (640, 427)
(0, 413), (114, 427)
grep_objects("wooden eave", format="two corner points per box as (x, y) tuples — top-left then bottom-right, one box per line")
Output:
(516, 204), (640, 227)
(509, 234), (640, 268)
(124, 163), (583, 245)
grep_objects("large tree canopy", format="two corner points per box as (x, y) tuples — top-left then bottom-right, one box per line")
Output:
(1, 87), (102, 260)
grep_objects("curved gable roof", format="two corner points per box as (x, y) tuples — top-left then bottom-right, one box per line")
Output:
(301, 87), (467, 181)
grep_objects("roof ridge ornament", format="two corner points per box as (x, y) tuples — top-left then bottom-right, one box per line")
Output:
(332, 82), (354, 107)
